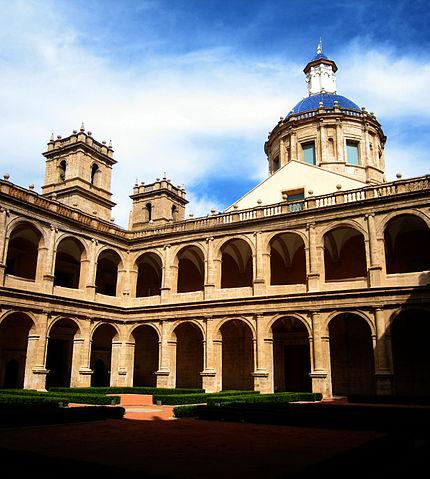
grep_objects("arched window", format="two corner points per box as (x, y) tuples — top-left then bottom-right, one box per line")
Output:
(324, 227), (367, 281)
(90, 163), (99, 186)
(95, 250), (121, 296)
(6, 224), (42, 280)
(172, 205), (178, 222)
(220, 239), (253, 288)
(59, 160), (67, 182)
(270, 233), (306, 285)
(145, 203), (152, 222)
(384, 215), (430, 274)
(177, 246), (204, 293)
(136, 253), (162, 297)
(54, 237), (85, 289)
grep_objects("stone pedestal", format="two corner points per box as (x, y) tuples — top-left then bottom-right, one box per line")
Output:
(253, 370), (270, 393)
(25, 367), (49, 391)
(368, 265), (382, 287)
(201, 369), (218, 392)
(310, 372), (330, 398)
(375, 372), (394, 395)
(155, 369), (172, 388)
(307, 273), (320, 292)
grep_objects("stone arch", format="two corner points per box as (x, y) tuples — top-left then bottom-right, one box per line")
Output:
(271, 316), (311, 392)
(90, 163), (99, 186)
(173, 321), (204, 388)
(54, 236), (87, 289)
(323, 310), (376, 337)
(266, 313), (311, 338)
(391, 308), (430, 396)
(219, 318), (254, 390)
(0, 312), (35, 388)
(132, 324), (160, 387)
(323, 226), (367, 281)
(219, 238), (253, 288)
(135, 252), (163, 297)
(176, 245), (205, 293)
(376, 208), (430, 237)
(384, 214), (430, 274)
(90, 323), (118, 387)
(269, 233), (306, 285)
(328, 313), (375, 396)
(5, 221), (44, 280)
(46, 317), (80, 388)
(95, 248), (123, 296)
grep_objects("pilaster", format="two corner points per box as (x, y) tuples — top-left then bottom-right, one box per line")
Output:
(309, 311), (331, 397)
(374, 308), (394, 395)
(204, 237), (216, 299)
(253, 231), (266, 295)
(306, 223), (320, 291)
(366, 213), (382, 287)
(160, 244), (173, 302)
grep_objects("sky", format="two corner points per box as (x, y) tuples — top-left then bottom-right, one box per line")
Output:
(1, 0), (429, 227)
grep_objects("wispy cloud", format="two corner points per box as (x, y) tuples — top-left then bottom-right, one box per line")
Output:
(0, 2), (429, 227)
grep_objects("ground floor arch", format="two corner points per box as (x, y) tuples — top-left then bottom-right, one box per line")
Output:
(391, 309), (430, 396)
(328, 313), (375, 396)
(272, 316), (311, 392)
(133, 325), (159, 387)
(174, 322), (203, 388)
(0, 313), (34, 388)
(220, 319), (254, 390)
(90, 324), (117, 387)
(46, 319), (79, 388)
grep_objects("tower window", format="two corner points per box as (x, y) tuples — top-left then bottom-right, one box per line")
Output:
(273, 155), (280, 172)
(302, 142), (316, 165)
(90, 163), (99, 185)
(59, 160), (67, 181)
(346, 141), (359, 165)
(172, 205), (178, 222)
(145, 203), (152, 222)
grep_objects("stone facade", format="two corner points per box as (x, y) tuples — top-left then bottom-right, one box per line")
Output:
(0, 49), (429, 397)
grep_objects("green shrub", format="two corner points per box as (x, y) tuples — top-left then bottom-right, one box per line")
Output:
(173, 405), (202, 418)
(49, 387), (204, 395)
(0, 391), (120, 405)
(0, 389), (48, 395)
(206, 392), (321, 405)
(0, 394), (64, 406)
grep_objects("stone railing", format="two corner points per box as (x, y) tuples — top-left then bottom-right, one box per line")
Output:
(1, 175), (429, 241)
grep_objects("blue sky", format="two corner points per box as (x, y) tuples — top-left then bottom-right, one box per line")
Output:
(1, 0), (429, 226)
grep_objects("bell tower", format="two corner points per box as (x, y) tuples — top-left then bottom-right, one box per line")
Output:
(41, 124), (116, 221)
(129, 176), (188, 230)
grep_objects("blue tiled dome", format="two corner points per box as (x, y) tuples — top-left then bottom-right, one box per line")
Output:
(312, 53), (328, 61)
(287, 93), (360, 117)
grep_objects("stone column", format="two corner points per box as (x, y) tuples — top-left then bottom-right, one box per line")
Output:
(290, 129), (297, 161)
(160, 244), (173, 302)
(155, 321), (174, 387)
(41, 225), (57, 292)
(253, 231), (266, 295)
(110, 340), (134, 387)
(201, 316), (219, 392)
(252, 315), (270, 393)
(306, 223), (320, 291)
(85, 238), (98, 300)
(204, 237), (216, 300)
(309, 311), (330, 397)
(366, 213), (382, 287)
(319, 121), (326, 164)
(0, 207), (9, 284)
(70, 320), (92, 387)
(23, 311), (50, 391)
(374, 308), (394, 395)
(336, 119), (344, 163)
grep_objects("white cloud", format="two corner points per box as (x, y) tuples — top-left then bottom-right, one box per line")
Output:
(0, 4), (429, 227)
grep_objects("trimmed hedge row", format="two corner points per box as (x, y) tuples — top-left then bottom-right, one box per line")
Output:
(206, 392), (322, 405)
(173, 402), (430, 432)
(49, 387), (204, 395)
(154, 391), (259, 405)
(0, 405), (125, 428)
(0, 391), (120, 405)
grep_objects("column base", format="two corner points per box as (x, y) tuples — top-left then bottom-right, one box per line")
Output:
(0, 263), (5, 284)
(375, 371), (394, 395)
(204, 284), (216, 300)
(24, 367), (49, 391)
(201, 369), (219, 392)
(160, 287), (172, 303)
(155, 369), (172, 388)
(368, 265), (382, 287)
(252, 370), (270, 393)
(85, 284), (96, 300)
(307, 273), (320, 292)
(253, 279), (266, 296)
(309, 371), (330, 398)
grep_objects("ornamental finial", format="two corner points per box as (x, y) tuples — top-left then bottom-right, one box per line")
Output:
(317, 37), (323, 55)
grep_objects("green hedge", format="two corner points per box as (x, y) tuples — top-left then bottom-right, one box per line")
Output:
(0, 389), (48, 395)
(206, 392), (322, 405)
(49, 387), (204, 395)
(0, 391), (120, 405)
